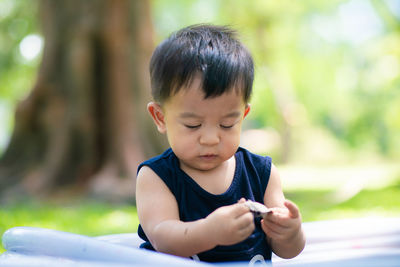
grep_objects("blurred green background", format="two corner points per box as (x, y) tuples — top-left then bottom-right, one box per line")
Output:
(1, 0), (400, 253)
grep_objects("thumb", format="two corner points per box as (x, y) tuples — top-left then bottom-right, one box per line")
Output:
(237, 198), (246, 203)
(284, 199), (300, 219)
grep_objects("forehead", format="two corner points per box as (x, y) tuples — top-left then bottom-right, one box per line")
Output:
(166, 75), (246, 105)
(164, 80), (246, 116)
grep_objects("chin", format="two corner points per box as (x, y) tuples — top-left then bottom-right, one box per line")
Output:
(182, 161), (219, 172)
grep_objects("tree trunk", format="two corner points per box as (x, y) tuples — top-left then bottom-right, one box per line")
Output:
(0, 0), (166, 201)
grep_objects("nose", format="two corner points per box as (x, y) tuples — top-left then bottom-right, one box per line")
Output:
(199, 128), (220, 146)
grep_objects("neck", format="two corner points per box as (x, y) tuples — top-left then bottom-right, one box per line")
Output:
(180, 156), (236, 195)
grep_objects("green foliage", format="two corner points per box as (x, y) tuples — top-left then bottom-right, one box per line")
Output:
(151, 0), (400, 161)
(1, 0), (400, 160)
(0, 0), (41, 153)
(0, 0), (40, 97)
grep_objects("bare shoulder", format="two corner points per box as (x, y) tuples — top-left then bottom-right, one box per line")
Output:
(269, 163), (281, 182)
(136, 165), (161, 186)
(264, 163), (285, 208)
(136, 166), (180, 236)
(136, 165), (176, 208)
(136, 166), (164, 196)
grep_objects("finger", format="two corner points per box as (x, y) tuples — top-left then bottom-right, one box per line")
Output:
(262, 216), (289, 232)
(284, 199), (299, 219)
(264, 210), (287, 225)
(268, 208), (287, 217)
(237, 198), (246, 203)
(238, 221), (255, 241)
(264, 226), (288, 241)
(237, 211), (254, 229)
(261, 219), (284, 239)
(262, 219), (294, 242)
(244, 221), (255, 235)
(232, 202), (251, 218)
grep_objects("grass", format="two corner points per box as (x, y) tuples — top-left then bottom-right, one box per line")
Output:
(282, 163), (400, 221)
(1, 168), (400, 254)
(287, 182), (400, 222)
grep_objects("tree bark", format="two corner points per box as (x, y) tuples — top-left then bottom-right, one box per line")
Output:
(0, 0), (166, 201)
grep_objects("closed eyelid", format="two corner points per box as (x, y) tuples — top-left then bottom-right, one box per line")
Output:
(221, 115), (241, 124)
(216, 112), (242, 127)
(185, 124), (201, 129)
(220, 124), (234, 129)
(220, 120), (239, 128)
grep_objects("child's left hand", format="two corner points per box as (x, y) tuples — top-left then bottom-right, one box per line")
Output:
(261, 199), (302, 245)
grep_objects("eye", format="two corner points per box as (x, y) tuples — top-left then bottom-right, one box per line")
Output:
(185, 124), (201, 129)
(220, 124), (234, 129)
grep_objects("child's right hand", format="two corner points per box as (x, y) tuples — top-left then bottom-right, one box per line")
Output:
(205, 199), (254, 246)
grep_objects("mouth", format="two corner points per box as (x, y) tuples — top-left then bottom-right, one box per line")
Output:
(199, 154), (217, 160)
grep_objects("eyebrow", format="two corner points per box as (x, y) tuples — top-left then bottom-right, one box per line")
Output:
(179, 111), (242, 119)
(223, 111), (242, 118)
(179, 112), (201, 119)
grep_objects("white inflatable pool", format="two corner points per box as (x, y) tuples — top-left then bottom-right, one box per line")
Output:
(1, 218), (400, 266)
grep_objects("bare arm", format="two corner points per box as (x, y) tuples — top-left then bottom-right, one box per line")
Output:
(136, 166), (254, 258)
(262, 164), (306, 259)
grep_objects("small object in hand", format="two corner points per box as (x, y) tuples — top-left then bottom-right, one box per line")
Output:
(244, 200), (271, 218)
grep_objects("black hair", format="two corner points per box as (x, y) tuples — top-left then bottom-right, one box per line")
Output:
(149, 24), (254, 103)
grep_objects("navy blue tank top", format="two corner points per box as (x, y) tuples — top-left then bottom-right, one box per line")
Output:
(137, 147), (272, 263)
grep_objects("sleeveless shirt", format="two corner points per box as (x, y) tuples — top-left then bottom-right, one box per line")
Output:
(137, 147), (272, 263)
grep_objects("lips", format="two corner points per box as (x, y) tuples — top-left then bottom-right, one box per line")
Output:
(199, 154), (217, 160)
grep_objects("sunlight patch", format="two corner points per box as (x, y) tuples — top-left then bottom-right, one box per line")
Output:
(19, 34), (43, 61)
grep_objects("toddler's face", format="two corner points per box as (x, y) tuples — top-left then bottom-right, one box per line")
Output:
(159, 75), (250, 172)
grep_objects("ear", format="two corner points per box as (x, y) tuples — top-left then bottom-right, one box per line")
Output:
(243, 104), (251, 118)
(147, 102), (167, 133)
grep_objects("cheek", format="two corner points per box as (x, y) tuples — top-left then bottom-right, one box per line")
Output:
(167, 129), (195, 150)
(231, 125), (243, 139)
(221, 129), (242, 149)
